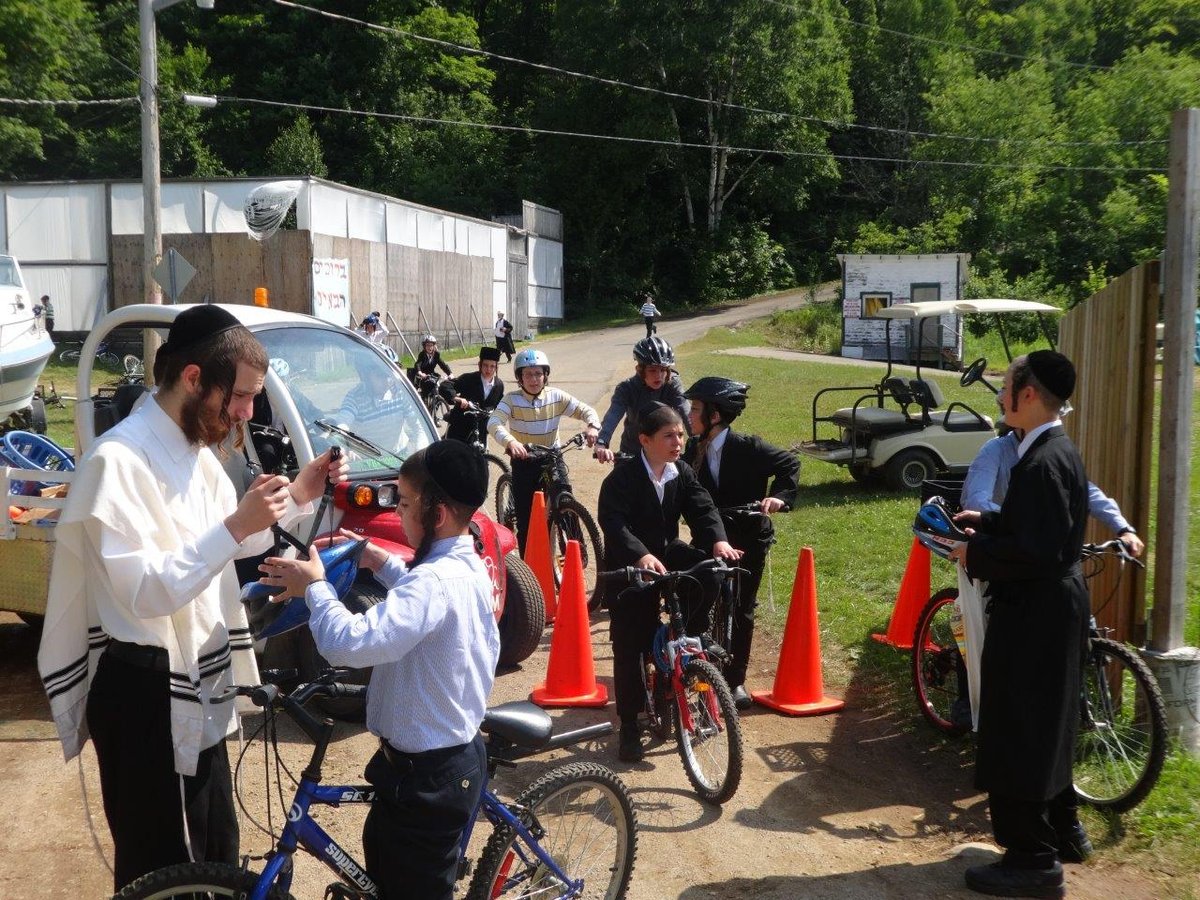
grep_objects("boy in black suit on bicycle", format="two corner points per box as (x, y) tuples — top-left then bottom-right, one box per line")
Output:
(439, 346), (504, 446)
(682, 377), (799, 709)
(597, 403), (741, 762)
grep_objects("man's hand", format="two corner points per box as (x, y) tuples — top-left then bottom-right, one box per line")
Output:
(760, 497), (786, 515)
(455, 397), (470, 409)
(290, 447), (349, 506)
(583, 425), (599, 448)
(507, 439), (529, 460)
(947, 542), (969, 566)
(259, 549), (325, 600)
(1119, 530), (1145, 558)
(594, 446), (615, 463)
(226, 474), (290, 542)
(635, 553), (666, 574)
(713, 541), (744, 562)
(953, 509), (982, 527)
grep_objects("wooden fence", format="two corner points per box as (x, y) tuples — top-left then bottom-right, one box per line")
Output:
(1058, 260), (1159, 645)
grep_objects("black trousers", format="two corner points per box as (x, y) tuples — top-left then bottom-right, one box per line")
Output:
(988, 785), (1080, 868)
(363, 735), (487, 900)
(87, 653), (238, 892)
(643, 316), (656, 338)
(511, 456), (543, 555)
(609, 541), (715, 722)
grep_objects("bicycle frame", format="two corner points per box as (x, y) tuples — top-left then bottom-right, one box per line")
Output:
(651, 624), (711, 734)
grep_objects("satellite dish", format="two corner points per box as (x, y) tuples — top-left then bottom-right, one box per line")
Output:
(244, 180), (303, 241)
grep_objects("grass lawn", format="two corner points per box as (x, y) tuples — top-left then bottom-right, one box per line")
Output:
(676, 319), (1200, 894)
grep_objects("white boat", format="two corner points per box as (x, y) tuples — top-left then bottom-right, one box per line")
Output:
(0, 255), (54, 418)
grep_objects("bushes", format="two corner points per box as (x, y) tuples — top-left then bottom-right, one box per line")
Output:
(763, 301), (842, 354)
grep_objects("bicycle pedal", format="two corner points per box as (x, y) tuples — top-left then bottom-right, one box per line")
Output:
(324, 884), (371, 900)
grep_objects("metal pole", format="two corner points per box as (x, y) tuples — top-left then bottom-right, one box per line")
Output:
(1150, 108), (1199, 653)
(445, 304), (466, 352)
(138, 0), (163, 306)
(469, 305), (488, 345)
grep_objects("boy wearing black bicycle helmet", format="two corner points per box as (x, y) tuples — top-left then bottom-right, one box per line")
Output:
(598, 403), (741, 762)
(949, 352), (1089, 898)
(594, 336), (689, 461)
(488, 348), (602, 552)
(682, 376), (799, 709)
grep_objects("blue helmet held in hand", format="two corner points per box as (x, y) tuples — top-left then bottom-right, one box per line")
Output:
(913, 496), (969, 560)
(240, 538), (369, 640)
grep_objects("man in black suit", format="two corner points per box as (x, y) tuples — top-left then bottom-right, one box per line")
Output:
(950, 351), (1089, 899)
(597, 403), (741, 762)
(683, 377), (799, 709)
(439, 346), (504, 446)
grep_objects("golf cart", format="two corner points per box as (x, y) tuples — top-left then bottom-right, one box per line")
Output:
(797, 299), (1062, 490)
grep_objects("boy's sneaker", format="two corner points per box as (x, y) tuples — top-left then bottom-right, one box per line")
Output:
(1055, 824), (1094, 863)
(965, 861), (1064, 898)
(618, 726), (644, 762)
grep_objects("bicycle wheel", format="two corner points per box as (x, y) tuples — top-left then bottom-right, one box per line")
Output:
(98, 349), (121, 366)
(911, 588), (971, 736)
(548, 497), (605, 612)
(675, 658), (743, 804)
(1074, 638), (1168, 812)
(485, 452), (511, 479)
(467, 762), (637, 900)
(429, 395), (450, 432)
(494, 471), (517, 532)
(58, 347), (81, 363)
(114, 861), (294, 899)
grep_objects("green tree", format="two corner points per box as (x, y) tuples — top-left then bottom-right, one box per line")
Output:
(265, 113), (328, 178)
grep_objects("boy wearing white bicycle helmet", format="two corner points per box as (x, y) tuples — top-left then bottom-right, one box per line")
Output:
(487, 348), (601, 552)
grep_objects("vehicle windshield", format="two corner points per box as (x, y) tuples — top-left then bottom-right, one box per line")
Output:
(255, 325), (434, 475)
(0, 257), (22, 288)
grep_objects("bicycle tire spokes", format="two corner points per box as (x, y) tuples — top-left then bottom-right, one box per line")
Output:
(675, 658), (743, 805)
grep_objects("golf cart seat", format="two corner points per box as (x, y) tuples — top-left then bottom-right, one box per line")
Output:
(908, 379), (992, 433)
(829, 376), (926, 436)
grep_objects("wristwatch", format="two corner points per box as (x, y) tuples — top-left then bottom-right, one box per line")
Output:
(1119, 526), (1137, 536)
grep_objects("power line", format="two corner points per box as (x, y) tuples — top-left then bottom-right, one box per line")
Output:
(766, 0), (1110, 72)
(206, 92), (1167, 174)
(267, 0), (1160, 149)
(0, 96), (138, 107)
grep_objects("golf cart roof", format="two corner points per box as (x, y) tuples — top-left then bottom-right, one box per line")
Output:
(874, 299), (1061, 319)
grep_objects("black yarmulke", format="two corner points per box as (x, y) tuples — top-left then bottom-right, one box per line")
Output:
(424, 440), (488, 508)
(160, 305), (242, 356)
(1027, 350), (1076, 402)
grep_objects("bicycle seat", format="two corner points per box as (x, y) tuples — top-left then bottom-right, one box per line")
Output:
(481, 701), (554, 750)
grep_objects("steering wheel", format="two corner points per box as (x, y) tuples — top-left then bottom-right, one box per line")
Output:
(960, 357), (988, 388)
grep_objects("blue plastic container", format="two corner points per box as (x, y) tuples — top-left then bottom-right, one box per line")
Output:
(1, 431), (75, 496)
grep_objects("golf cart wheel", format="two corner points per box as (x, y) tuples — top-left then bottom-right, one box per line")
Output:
(884, 449), (939, 492)
(848, 462), (878, 484)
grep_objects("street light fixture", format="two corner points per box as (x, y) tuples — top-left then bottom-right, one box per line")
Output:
(138, 0), (214, 305)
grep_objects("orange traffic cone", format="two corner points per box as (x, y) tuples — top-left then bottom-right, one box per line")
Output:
(531, 540), (608, 708)
(871, 537), (931, 650)
(524, 490), (558, 624)
(753, 546), (844, 716)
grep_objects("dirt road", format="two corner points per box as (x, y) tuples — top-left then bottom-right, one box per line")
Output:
(0, 291), (1165, 898)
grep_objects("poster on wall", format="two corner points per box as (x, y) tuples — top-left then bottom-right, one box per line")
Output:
(312, 258), (350, 325)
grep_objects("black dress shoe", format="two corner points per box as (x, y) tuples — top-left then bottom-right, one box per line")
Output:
(617, 726), (644, 763)
(732, 685), (752, 710)
(965, 861), (1064, 898)
(1056, 823), (1094, 863)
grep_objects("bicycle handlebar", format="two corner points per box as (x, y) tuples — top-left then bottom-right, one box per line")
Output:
(516, 432), (587, 456)
(598, 557), (748, 587)
(1083, 540), (1145, 569)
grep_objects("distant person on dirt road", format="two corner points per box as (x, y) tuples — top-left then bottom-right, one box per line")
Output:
(639, 294), (660, 338)
(948, 351), (1090, 899)
(36, 305), (347, 892)
(494, 311), (515, 362)
(594, 336), (689, 461)
(682, 376), (798, 710)
(260, 440), (499, 900)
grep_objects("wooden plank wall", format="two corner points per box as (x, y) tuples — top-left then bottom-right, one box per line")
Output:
(1059, 260), (1159, 645)
(112, 231), (495, 359)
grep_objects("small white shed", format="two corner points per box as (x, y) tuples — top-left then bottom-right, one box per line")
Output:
(837, 253), (971, 366)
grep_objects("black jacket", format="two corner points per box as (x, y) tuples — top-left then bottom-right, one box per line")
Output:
(413, 351), (451, 378)
(440, 371), (505, 444)
(598, 456), (726, 572)
(965, 426), (1090, 801)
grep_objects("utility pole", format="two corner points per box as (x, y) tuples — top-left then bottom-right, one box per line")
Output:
(139, 0), (163, 305)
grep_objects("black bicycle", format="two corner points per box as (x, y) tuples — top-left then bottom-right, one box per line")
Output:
(912, 540), (1168, 812)
(454, 401), (511, 482)
(412, 371), (450, 431)
(495, 432), (605, 612)
(600, 558), (746, 804)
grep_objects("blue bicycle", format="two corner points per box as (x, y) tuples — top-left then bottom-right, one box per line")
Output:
(114, 671), (637, 899)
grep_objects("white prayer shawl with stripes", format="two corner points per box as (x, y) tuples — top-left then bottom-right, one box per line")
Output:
(36, 407), (272, 777)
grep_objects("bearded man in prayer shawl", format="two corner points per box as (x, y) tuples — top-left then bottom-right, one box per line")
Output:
(949, 351), (1090, 899)
(37, 305), (347, 892)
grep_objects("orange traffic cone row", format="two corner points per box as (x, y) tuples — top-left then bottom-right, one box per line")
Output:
(530, 540), (608, 708)
(871, 537), (931, 650)
(753, 546), (844, 716)
(524, 490), (558, 624)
